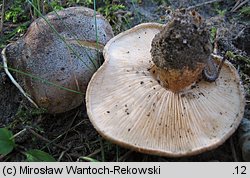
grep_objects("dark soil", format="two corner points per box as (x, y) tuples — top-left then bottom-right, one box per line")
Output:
(0, 65), (20, 126)
(233, 26), (250, 55)
(0, 0), (250, 162)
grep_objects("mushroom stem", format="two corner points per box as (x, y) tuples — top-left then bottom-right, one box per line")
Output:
(150, 63), (205, 92)
(150, 9), (212, 92)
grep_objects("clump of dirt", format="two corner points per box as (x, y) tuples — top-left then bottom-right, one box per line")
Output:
(151, 9), (211, 70)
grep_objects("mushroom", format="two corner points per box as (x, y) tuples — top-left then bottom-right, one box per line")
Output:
(86, 10), (245, 157)
(2, 7), (114, 113)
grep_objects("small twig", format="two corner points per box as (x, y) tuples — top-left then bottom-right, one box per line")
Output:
(230, 137), (239, 162)
(210, 53), (223, 60)
(186, 0), (224, 10)
(29, 4), (34, 20)
(119, 150), (133, 161)
(99, 137), (105, 162)
(57, 147), (71, 162)
(0, 152), (15, 162)
(66, 153), (73, 161)
(1, 45), (39, 108)
(72, 145), (87, 151)
(26, 127), (67, 150)
(0, 143), (27, 161)
(0, 0), (5, 34)
(231, 0), (249, 12)
(213, 28), (219, 54)
(45, 120), (86, 149)
(86, 148), (102, 158)
(63, 110), (80, 140)
(68, 153), (83, 159)
(0, 154), (5, 160)
(116, 145), (119, 162)
(10, 128), (27, 140)
(231, 0), (242, 12)
(79, 144), (111, 159)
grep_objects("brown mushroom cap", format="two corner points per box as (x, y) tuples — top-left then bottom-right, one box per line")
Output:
(86, 23), (245, 157)
(5, 7), (114, 113)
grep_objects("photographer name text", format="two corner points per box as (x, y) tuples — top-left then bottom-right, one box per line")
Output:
(2, 165), (161, 176)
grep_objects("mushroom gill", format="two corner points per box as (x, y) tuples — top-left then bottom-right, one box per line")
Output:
(86, 11), (245, 157)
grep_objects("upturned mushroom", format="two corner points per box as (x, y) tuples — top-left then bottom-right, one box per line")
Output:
(2, 7), (114, 113)
(86, 10), (245, 157)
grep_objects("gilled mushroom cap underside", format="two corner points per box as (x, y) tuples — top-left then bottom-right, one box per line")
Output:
(86, 23), (245, 157)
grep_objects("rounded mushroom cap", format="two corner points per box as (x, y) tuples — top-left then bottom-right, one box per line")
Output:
(86, 23), (245, 157)
(6, 7), (114, 113)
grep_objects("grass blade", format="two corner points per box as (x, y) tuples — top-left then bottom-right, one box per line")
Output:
(27, 0), (95, 72)
(77, 156), (99, 162)
(99, 136), (105, 162)
(45, 0), (99, 69)
(0, 64), (84, 95)
(93, 0), (101, 66)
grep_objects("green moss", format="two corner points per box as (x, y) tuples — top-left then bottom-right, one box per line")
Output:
(240, 6), (250, 17)
(226, 51), (250, 64)
(5, 0), (29, 23)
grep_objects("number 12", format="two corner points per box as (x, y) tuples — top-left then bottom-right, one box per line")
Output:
(235, 166), (246, 174)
